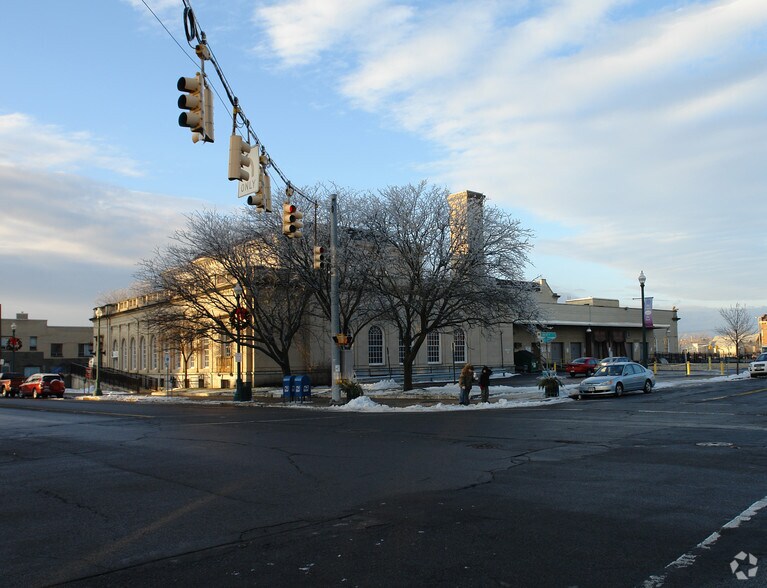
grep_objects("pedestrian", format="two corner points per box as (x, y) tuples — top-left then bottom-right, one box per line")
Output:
(458, 363), (474, 406)
(479, 365), (492, 403)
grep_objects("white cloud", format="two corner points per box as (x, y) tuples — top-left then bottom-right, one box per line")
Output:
(254, 0), (767, 313)
(0, 113), (143, 177)
(255, 0), (412, 66)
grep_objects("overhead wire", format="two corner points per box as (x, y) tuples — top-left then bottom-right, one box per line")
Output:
(174, 0), (317, 208)
(139, 0), (319, 216)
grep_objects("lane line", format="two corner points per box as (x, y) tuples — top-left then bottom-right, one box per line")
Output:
(641, 495), (767, 587)
(699, 387), (767, 402)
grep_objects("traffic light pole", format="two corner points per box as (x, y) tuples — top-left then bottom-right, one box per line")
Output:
(330, 193), (341, 404)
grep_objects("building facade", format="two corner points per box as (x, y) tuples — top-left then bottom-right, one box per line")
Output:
(88, 190), (680, 389)
(92, 277), (680, 389)
(0, 312), (93, 376)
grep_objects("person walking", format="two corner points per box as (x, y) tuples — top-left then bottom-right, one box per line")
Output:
(458, 364), (474, 406)
(479, 365), (492, 403)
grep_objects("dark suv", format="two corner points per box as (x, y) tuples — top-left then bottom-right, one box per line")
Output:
(0, 372), (25, 397)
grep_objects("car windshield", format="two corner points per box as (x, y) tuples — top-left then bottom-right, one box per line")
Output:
(756, 353), (767, 361)
(595, 365), (623, 377)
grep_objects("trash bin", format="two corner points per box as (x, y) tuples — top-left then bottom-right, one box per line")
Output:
(282, 375), (295, 401)
(295, 375), (311, 402)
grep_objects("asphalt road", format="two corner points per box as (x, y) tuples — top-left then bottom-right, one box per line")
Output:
(1, 377), (766, 587)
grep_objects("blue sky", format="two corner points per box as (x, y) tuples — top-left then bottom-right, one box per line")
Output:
(2, 0), (765, 334)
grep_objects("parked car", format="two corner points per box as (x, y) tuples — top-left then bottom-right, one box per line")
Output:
(598, 356), (631, 366)
(18, 373), (66, 399)
(749, 353), (767, 378)
(572, 361), (654, 399)
(564, 357), (599, 378)
(0, 372), (25, 397)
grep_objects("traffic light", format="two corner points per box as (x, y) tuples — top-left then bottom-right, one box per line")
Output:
(177, 73), (214, 143)
(228, 135), (251, 181)
(246, 192), (263, 207)
(313, 245), (326, 270)
(259, 153), (272, 212)
(282, 202), (303, 238)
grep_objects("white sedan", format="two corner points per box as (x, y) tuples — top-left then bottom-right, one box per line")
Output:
(749, 353), (767, 378)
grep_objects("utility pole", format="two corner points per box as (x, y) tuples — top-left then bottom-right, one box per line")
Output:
(330, 193), (341, 403)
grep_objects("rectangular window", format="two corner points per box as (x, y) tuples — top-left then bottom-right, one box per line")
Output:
(78, 343), (93, 357)
(29, 336), (38, 351)
(368, 327), (384, 366)
(51, 343), (63, 358)
(453, 330), (466, 364)
(427, 332), (441, 364)
(202, 339), (210, 369)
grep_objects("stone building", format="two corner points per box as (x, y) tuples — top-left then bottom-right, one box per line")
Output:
(90, 189), (680, 388)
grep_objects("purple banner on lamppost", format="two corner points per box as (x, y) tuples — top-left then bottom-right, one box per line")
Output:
(644, 297), (654, 328)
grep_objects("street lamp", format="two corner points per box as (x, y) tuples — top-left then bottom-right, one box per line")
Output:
(11, 322), (16, 372)
(638, 270), (647, 366)
(94, 308), (103, 396)
(233, 283), (243, 401)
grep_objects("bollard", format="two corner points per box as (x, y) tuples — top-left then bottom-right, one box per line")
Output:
(708, 357), (712, 371)
(653, 359), (657, 374)
(720, 361), (725, 375)
(686, 361), (691, 376)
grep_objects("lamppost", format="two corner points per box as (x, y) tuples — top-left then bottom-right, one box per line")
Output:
(94, 308), (103, 396)
(233, 283), (243, 401)
(10, 322), (16, 372)
(638, 270), (647, 366)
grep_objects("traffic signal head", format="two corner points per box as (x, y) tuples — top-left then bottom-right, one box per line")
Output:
(313, 245), (326, 270)
(177, 73), (213, 143)
(228, 135), (251, 181)
(282, 202), (303, 238)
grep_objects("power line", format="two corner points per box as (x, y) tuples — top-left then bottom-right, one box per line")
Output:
(141, 0), (317, 208)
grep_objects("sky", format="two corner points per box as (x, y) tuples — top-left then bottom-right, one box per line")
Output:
(2, 0), (766, 334)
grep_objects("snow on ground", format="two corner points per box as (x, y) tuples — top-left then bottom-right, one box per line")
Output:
(68, 371), (753, 412)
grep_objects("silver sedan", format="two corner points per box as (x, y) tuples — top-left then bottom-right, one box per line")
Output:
(572, 362), (655, 399)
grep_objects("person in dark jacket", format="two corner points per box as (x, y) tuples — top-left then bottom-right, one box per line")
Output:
(479, 365), (492, 403)
(458, 364), (474, 405)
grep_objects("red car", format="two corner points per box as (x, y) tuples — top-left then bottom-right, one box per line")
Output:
(18, 373), (66, 399)
(564, 357), (598, 378)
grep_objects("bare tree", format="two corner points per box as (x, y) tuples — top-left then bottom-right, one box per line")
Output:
(716, 303), (757, 373)
(143, 303), (205, 387)
(357, 182), (538, 390)
(136, 208), (313, 376)
(282, 185), (384, 340)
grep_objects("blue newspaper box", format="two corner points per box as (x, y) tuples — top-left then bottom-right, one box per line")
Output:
(282, 375), (295, 401)
(295, 375), (311, 402)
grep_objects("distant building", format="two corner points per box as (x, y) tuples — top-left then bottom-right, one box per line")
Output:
(0, 312), (93, 376)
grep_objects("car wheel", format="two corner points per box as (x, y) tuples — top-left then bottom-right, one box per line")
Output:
(643, 380), (653, 394)
(1, 388), (7, 398)
(569, 371), (575, 378)
(57, 393), (64, 399)
(615, 383), (624, 397)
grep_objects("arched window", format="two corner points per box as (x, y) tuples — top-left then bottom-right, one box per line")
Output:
(112, 340), (118, 369)
(130, 337), (137, 371)
(121, 339), (128, 371)
(453, 329), (466, 363)
(150, 336), (158, 371)
(427, 332), (441, 364)
(368, 326), (384, 366)
(139, 337), (147, 371)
